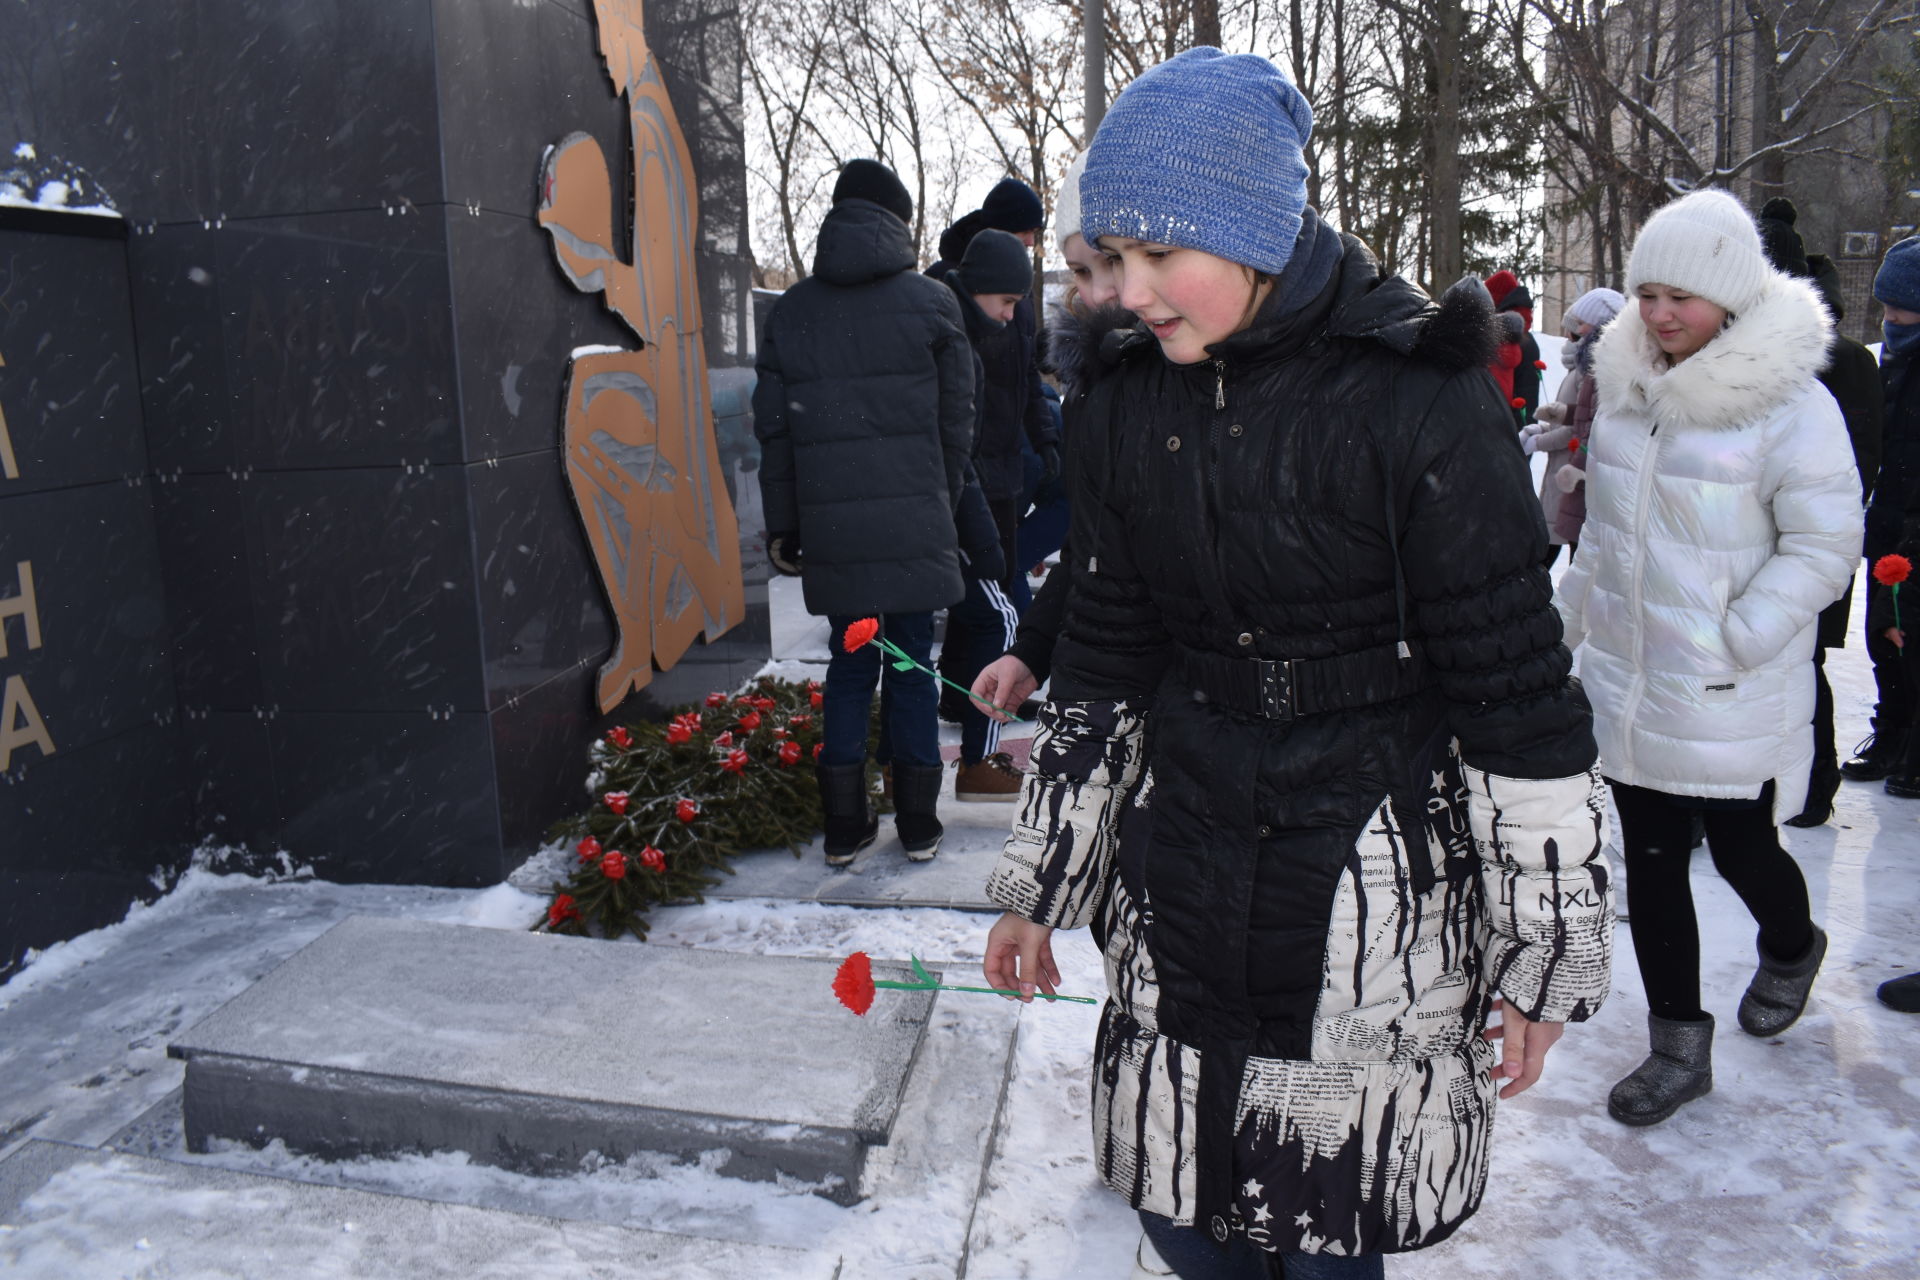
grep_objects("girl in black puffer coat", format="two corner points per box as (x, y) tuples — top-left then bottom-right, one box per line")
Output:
(980, 50), (1612, 1276)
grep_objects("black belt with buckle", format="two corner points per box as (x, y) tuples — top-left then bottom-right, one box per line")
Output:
(1176, 639), (1429, 720)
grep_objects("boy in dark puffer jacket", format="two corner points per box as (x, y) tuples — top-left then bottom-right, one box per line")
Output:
(753, 160), (976, 864)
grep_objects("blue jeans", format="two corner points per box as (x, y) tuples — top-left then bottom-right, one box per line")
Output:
(822, 613), (938, 769)
(1139, 1212), (1384, 1280)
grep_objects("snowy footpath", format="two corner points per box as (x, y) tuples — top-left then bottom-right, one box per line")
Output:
(3, 565), (1918, 1279)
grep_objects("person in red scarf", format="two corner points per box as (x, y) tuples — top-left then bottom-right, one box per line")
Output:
(1486, 269), (1542, 427)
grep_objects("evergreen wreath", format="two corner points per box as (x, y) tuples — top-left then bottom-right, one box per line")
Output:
(539, 675), (881, 940)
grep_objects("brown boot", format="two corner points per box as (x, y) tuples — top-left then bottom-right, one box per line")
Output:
(955, 752), (1023, 802)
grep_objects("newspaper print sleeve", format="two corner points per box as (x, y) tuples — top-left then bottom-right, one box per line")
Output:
(985, 698), (1148, 930)
(1468, 764), (1614, 1023)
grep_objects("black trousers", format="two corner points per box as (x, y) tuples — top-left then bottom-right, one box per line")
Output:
(1609, 780), (1814, 1022)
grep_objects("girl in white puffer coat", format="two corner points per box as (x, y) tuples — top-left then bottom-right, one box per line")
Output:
(1556, 190), (1862, 1127)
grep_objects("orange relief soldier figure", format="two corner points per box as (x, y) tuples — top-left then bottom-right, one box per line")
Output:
(538, 0), (746, 712)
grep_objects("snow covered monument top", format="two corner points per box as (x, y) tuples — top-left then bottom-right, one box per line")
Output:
(0, 0), (761, 978)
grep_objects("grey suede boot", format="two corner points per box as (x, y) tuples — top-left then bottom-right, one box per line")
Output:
(890, 763), (945, 862)
(1738, 925), (1827, 1036)
(816, 762), (878, 867)
(1608, 1013), (1713, 1126)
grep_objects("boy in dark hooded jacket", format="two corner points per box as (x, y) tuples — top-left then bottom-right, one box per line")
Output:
(753, 160), (976, 864)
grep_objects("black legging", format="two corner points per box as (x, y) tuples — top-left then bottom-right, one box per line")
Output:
(1609, 779), (1815, 1022)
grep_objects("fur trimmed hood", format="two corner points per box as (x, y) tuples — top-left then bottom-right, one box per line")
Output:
(1047, 300), (1139, 399)
(1593, 273), (1833, 432)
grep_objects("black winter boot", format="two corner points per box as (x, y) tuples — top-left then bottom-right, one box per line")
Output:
(891, 763), (945, 862)
(816, 762), (878, 867)
(1608, 1013), (1713, 1126)
(1841, 732), (1900, 781)
(1738, 925), (1827, 1036)
(1785, 763), (1840, 827)
(1878, 971), (1920, 1012)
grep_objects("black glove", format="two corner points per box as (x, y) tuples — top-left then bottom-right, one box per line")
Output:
(1040, 443), (1062, 482)
(767, 531), (803, 576)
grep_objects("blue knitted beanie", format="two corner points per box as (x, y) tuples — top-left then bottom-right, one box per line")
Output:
(1875, 235), (1920, 313)
(1079, 48), (1313, 276)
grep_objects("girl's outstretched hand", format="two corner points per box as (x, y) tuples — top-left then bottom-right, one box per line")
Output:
(984, 912), (1060, 1003)
(1482, 997), (1565, 1099)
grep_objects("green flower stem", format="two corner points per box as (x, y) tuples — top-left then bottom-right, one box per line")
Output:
(871, 978), (1097, 1004)
(865, 636), (1029, 723)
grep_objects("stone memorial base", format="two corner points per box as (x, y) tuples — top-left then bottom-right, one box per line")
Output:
(167, 917), (935, 1203)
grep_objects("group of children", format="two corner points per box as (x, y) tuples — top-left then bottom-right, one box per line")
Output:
(753, 42), (1918, 1280)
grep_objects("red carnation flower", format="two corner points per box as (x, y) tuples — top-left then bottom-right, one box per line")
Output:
(789, 714), (812, 729)
(1875, 554), (1913, 586)
(773, 727), (789, 738)
(813, 743), (823, 760)
(833, 951), (876, 1016)
(778, 740), (803, 767)
(1534, 359), (1548, 369)
(666, 722), (693, 745)
(601, 849), (628, 880)
(676, 798), (699, 823)
(548, 894), (580, 927)
(713, 730), (734, 748)
(640, 845), (666, 874)
(603, 791), (630, 815)
(606, 726), (632, 749)
(576, 835), (602, 863)
(721, 748), (750, 774)
(1511, 396), (1527, 409)
(704, 692), (727, 707)
(753, 695), (777, 711)
(738, 711), (762, 732)
(1568, 436), (1581, 452)
(842, 617), (880, 652)
(810, 690), (823, 709)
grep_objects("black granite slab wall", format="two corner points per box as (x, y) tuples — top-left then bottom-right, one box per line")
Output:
(0, 0), (764, 976)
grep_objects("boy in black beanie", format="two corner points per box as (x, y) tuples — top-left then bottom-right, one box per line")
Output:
(754, 160), (977, 864)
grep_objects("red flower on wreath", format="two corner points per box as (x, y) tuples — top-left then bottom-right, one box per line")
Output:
(603, 791), (630, 815)
(752, 695), (777, 712)
(810, 690), (823, 709)
(721, 748), (750, 774)
(777, 740), (802, 767)
(789, 714), (812, 730)
(813, 743), (823, 760)
(676, 798), (699, 823)
(576, 835), (602, 863)
(842, 617), (880, 653)
(606, 726), (632, 749)
(1874, 554), (1912, 586)
(601, 849), (628, 880)
(666, 722), (693, 746)
(640, 845), (666, 874)
(833, 951), (876, 1016)
(773, 727), (788, 738)
(704, 692), (727, 708)
(548, 894), (580, 927)
(738, 711), (762, 732)
(713, 730), (734, 748)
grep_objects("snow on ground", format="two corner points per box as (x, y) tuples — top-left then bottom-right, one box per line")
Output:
(4, 531), (1919, 1278)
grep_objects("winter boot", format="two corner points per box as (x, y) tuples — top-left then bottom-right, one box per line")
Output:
(1885, 773), (1920, 799)
(816, 761), (878, 867)
(1785, 763), (1841, 827)
(1607, 1013), (1713, 1126)
(1737, 925), (1827, 1036)
(955, 752), (1023, 802)
(1129, 1232), (1176, 1279)
(891, 763), (945, 862)
(1877, 971), (1920, 1013)
(1840, 732), (1900, 781)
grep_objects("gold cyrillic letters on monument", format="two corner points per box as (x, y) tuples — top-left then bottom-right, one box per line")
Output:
(0, 559), (53, 770)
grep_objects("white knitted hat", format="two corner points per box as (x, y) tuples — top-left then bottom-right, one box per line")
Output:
(1626, 189), (1772, 315)
(1053, 152), (1087, 253)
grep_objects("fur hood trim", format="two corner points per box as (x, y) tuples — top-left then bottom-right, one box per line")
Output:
(1593, 273), (1833, 432)
(1047, 301), (1138, 398)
